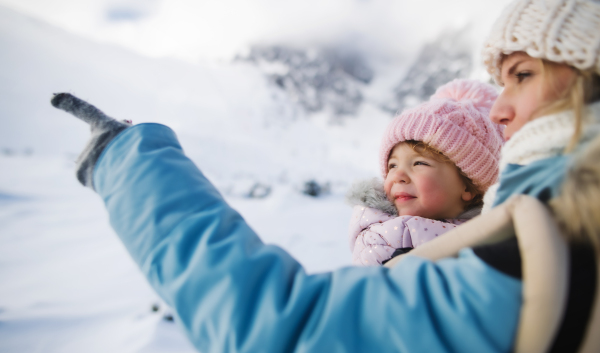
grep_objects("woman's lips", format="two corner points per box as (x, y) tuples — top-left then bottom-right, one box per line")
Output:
(394, 192), (415, 202)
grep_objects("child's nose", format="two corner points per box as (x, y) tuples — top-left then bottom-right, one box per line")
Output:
(393, 169), (410, 184)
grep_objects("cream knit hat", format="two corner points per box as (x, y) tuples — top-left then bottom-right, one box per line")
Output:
(379, 79), (504, 191)
(482, 0), (600, 85)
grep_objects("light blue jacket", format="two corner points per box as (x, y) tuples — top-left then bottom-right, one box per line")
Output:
(94, 124), (522, 353)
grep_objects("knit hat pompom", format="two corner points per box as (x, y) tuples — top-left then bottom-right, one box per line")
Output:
(431, 78), (498, 114)
(379, 79), (504, 191)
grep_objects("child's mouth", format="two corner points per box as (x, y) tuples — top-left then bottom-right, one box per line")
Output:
(394, 193), (415, 202)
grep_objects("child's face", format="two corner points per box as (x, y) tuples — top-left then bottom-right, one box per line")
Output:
(384, 143), (472, 219)
(490, 52), (575, 141)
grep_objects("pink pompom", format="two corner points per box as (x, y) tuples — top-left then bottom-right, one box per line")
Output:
(431, 79), (498, 112)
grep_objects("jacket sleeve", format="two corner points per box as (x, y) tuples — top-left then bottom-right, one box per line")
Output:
(351, 213), (409, 266)
(94, 124), (523, 353)
(348, 205), (399, 266)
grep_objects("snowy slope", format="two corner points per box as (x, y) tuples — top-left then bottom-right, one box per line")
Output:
(0, 5), (392, 352)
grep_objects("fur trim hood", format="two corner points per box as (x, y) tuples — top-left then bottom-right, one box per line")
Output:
(345, 178), (398, 216)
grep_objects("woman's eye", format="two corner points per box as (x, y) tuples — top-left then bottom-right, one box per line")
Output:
(515, 71), (531, 83)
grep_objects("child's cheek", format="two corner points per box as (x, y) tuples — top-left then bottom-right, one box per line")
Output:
(383, 175), (393, 200)
(418, 176), (449, 206)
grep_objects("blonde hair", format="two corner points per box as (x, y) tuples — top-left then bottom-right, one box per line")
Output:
(535, 60), (600, 152)
(399, 140), (484, 209)
(550, 135), (600, 252)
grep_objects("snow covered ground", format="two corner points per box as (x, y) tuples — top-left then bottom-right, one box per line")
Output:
(0, 5), (388, 352)
(0, 1), (512, 351)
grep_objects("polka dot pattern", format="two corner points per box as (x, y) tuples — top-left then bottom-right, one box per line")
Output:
(348, 205), (468, 266)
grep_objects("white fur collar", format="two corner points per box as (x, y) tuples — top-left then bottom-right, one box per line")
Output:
(345, 178), (398, 216)
(500, 101), (600, 168)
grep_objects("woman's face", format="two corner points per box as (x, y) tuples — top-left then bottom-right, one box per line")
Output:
(490, 52), (575, 141)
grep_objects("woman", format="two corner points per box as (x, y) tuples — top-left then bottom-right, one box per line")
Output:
(50, 0), (600, 352)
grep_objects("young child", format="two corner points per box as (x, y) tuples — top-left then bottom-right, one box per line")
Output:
(347, 79), (504, 265)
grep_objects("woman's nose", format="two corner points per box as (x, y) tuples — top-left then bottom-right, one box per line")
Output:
(490, 92), (514, 126)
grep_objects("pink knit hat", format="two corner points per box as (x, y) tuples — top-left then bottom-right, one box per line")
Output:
(379, 79), (504, 191)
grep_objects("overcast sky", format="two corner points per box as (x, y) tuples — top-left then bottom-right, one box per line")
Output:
(0, 0), (514, 63)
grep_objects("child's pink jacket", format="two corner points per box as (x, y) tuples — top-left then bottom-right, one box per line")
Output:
(346, 179), (479, 266)
(349, 206), (465, 265)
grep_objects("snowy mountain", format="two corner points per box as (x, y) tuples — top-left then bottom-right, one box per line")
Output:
(237, 45), (373, 119)
(383, 27), (474, 113)
(235, 27), (477, 121)
(0, 4), (392, 189)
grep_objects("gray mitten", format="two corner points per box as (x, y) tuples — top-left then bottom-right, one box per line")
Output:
(51, 93), (132, 190)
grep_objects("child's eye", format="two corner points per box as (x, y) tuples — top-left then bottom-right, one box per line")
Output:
(388, 163), (397, 169)
(515, 71), (532, 83)
(414, 161), (429, 166)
